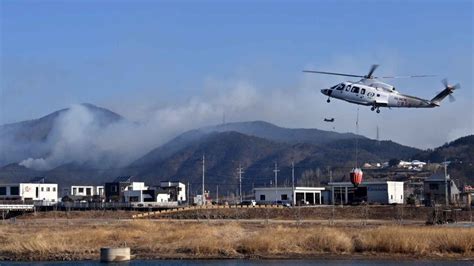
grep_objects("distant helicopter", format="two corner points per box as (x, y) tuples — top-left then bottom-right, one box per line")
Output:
(303, 65), (460, 113)
(324, 118), (335, 122)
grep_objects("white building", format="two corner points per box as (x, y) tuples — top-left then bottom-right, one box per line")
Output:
(123, 182), (149, 203)
(398, 160), (426, 170)
(254, 186), (326, 205)
(0, 182), (58, 205)
(328, 181), (404, 205)
(159, 181), (186, 203)
(70, 185), (104, 197)
(122, 181), (186, 207)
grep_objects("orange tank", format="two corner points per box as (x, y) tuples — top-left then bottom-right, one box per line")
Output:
(350, 168), (363, 187)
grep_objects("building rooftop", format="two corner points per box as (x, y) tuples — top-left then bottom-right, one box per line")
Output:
(254, 186), (325, 191)
(328, 181), (404, 186)
(29, 176), (46, 183)
(113, 176), (133, 183)
(425, 173), (450, 182)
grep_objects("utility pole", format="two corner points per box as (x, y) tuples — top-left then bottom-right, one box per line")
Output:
(202, 154), (206, 206)
(273, 162), (280, 203)
(444, 161), (449, 206)
(237, 163), (244, 203)
(292, 161), (295, 206)
(187, 182), (190, 205)
(327, 166), (333, 183)
(216, 185), (219, 205)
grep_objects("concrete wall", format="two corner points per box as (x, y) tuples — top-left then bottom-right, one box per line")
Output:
(254, 187), (324, 205)
(254, 188), (293, 203)
(157, 193), (169, 203)
(123, 190), (144, 202)
(367, 183), (389, 203)
(329, 182), (405, 205)
(387, 181), (404, 204)
(71, 186), (95, 196)
(21, 183), (57, 202)
(177, 183), (186, 202)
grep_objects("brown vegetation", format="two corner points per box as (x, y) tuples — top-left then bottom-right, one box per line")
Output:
(0, 221), (472, 261)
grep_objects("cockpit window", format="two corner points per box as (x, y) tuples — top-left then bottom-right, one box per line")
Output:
(351, 86), (360, 94)
(361, 88), (366, 95)
(335, 84), (345, 90)
(346, 85), (351, 91)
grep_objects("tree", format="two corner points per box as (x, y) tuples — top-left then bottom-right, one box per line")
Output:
(389, 158), (401, 167)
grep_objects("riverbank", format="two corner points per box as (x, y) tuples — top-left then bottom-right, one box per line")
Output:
(0, 220), (472, 261)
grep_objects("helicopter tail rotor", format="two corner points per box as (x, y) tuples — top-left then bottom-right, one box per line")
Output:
(431, 79), (460, 106)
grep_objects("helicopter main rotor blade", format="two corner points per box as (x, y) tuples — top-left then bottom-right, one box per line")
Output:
(302, 70), (364, 78)
(379, 74), (437, 79)
(365, 64), (379, 78)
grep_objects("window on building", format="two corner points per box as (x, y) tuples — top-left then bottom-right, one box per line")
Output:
(46, 187), (50, 192)
(53, 187), (56, 192)
(73, 188), (77, 194)
(41, 187), (44, 192)
(391, 195), (393, 200)
(78, 187), (84, 193)
(260, 195), (266, 201)
(86, 188), (92, 196)
(361, 88), (366, 95)
(281, 194), (288, 200)
(10, 186), (19, 196)
(351, 86), (360, 93)
(0, 187), (6, 195)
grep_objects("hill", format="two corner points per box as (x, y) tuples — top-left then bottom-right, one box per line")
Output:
(0, 103), (124, 167)
(415, 135), (474, 185)
(3, 103), (470, 194)
(132, 121), (363, 167)
(131, 130), (421, 194)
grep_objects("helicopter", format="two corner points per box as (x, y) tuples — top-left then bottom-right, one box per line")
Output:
(303, 65), (460, 113)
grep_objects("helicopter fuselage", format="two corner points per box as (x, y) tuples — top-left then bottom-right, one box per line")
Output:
(321, 79), (434, 110)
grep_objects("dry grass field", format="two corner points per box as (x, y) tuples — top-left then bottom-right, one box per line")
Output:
(0, 220), (472, 261)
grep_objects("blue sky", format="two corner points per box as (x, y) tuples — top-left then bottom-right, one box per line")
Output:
(1, 0), (473, 148)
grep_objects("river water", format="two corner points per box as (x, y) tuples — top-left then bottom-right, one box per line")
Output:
(0, 260), (471, 266)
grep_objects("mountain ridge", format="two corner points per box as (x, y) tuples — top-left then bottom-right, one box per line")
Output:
(0, 104), (471, 192)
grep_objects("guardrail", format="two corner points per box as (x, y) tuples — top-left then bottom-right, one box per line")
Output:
(0, 204), (35, 211)
(132, 204), (284, 219)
